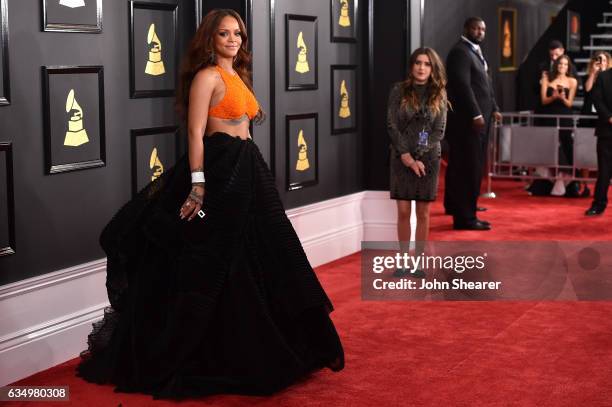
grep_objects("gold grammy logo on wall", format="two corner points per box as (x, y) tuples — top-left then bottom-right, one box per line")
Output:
(145, 23), (166, 76)
(150, 147), (164, 181)
(295, 31), (310, 74)
(296, 129), (310, 171)
(64, 89), (89, 147)
(59, 0), (85, 8)
(338, 0), (351, 27)
(339, 79), (351, 118)
(502, 19), (512, 58)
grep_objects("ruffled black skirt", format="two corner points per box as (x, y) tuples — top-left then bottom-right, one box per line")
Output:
(76, 132), (344, 400)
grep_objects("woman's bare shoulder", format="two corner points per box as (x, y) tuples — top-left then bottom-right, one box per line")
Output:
(192, 66), (222, 89)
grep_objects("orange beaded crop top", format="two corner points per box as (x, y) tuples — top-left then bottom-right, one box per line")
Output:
(208, 66), (259, 120)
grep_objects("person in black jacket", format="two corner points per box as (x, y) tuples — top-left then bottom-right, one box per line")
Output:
(444, 17), (501, 230)
(585, 68), (612, 216)
(537, 40), (579, 88)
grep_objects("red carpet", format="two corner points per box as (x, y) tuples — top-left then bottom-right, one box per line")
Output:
(9, 178), (612, 406)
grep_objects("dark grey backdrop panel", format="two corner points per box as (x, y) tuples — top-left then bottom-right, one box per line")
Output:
(273, 0), (363, 209)
(0, 0), (194, 286)
(364, 0), (409, 190)
(196, 0), (251, 41)
(251, 0), (271, 168)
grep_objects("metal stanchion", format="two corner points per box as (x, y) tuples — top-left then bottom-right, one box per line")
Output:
(487, 112), (599, 184)
(481, 119), (497, 198)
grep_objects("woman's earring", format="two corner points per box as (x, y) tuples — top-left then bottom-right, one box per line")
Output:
(208, 50), (216, 64)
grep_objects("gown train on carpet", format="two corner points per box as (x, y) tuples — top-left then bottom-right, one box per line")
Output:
(76, 132), (344, 399)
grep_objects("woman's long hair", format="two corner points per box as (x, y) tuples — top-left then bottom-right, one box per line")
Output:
(176, 9), (264, 123)
(400, 47), (447, 115)
(549, 54), (574, 82)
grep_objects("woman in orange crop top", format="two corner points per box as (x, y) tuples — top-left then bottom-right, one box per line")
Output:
(177, 9), (264, 217)
(77, 9), (344, 400)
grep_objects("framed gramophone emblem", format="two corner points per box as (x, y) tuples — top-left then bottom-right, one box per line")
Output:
(42, 65), (106, 174)
(330, 0), (357, 43)
(130, 125), (179, 196)
(129, 1), (178, 98)
(42, 0), (103, 33)
(1, 0), (9, 105)
(285, 14), (317, 91)
(567, 10), (581, 52)
(0, 141), (15, 256)
(498, 7), (517, 72)
(331, 65), (357, 134)
(286, 113), (318, 191)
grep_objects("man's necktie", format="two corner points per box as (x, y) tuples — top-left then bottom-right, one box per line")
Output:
(474, 46), (488, 72)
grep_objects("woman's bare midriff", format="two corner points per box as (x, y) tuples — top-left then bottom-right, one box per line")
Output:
(205, 116), (251, 140)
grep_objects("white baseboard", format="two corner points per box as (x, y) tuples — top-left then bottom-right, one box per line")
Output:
(0, 190), (404, 385)
(0, 260), (109, 386)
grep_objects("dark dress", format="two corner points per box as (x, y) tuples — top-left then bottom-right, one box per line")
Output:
(537, 86), (574, 166)
(76, 132), (344, 400)
(529, 86), (580, 196)
(387, 83), (447, 201)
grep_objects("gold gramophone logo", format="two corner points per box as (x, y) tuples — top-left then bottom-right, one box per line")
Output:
(338, 79), (351, 118)
(145, 23), (166, 76)
(59, 0), (85, 8)
(150, 147), (164, 181)
(295, 31), (310, 74)
(502, 19), (512, 59)
(296, 129), (309, 171)
(338, 0), (351, 27)
(64, 89), (89, 147)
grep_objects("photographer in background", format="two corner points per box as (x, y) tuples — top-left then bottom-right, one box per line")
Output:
(582, 51), (610, 117)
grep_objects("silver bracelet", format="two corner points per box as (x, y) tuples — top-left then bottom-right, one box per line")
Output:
(191, 171), (205, 184)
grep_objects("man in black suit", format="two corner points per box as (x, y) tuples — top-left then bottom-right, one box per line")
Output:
(538, 40), (578, 80)
(585, 68), (612, 216)
(444, 17), (501, 230)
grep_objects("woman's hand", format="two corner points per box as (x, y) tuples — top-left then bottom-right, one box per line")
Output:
(492, 111), (502, 124)
(400, 153), (414, 168)
(400, 153), (425, 177)
(180, 184), (205, 221)
(409, 160), (426, 177)
(557, 88), (567, 100)
(550, 87), (560, 99)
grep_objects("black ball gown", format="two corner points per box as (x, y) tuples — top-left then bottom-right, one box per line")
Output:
(76, 132), (344, 400)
